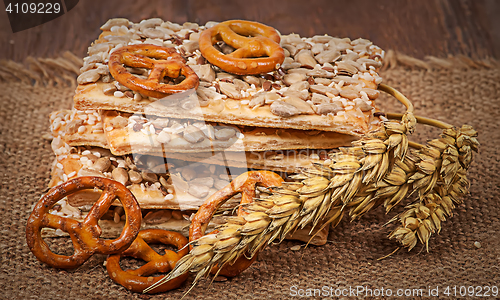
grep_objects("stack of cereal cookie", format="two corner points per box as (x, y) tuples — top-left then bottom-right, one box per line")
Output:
(46, 18), (386, 244)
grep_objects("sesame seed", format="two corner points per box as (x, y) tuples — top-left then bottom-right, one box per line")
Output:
(164, 194), (174, 200)
(114, 91), (125, 98)
(77, 126), (86, 134)
(310, 154), (320, 160)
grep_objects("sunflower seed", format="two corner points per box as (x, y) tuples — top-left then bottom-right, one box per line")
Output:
(215, 128), (236, 141)
(190, 64), (215, 82)
(283, 73), (307, 86)
(190, 177), (215, 188)
(354, 99), (373, 112)
(112, 167), (128, 185)
(336, 61), (358, 76)
(179, 126), (202, 144)
(242, 75), (261, 86)
(311, 93), (331, 104)
(295, 50), (317, 68)
(141, 170), (158, 182)
(315, 102), (344, 115)
(339, 88), (360, 100)
(78, 168), (105, 177)
(138, 18), (163, 31)
(77, 69), (100, 84)
(314, 78), (333, 85)
(315, 49), (341, 64)
(282, 44), (298, 56)
(283, 96), (315, 114)
(270, 101), (301, 117)
(357, 58), (382, 69)
(183, 40), (199, 53)
(128, 170), (142, 183)
(361, 88), (380, 99)
(92, 157), (111, 172)
(306, 69), (335, 78)
(310, 85), (339, 96)
(287, 80), (310, 92)
(173, 167), (195, 182)
(101, 18), (130, 31)
(157, 130), (171, 144)
(249, 93), (265, 108)
(311, 43), (325, 55)
(219, 82), (243, 99)
(188, 184), (210, 198)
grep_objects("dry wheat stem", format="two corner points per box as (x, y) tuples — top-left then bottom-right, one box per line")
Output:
(144, 85), (478, 294)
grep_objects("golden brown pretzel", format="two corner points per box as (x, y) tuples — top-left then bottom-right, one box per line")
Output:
(26, 176), (141, 269)
(106, 229), (189, 293)
(189, 171), (284, 277)
(199, 20), (285, 75)
(108, 44), (199, 98)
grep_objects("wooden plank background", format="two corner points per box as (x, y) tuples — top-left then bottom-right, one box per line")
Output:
(1, 0), (499, 61)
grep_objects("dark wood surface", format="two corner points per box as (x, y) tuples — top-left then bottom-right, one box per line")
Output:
(1, 0), (499, 61)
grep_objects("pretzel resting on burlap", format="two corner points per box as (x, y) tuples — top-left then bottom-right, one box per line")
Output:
(199, 20), (285, 75)
(26, 176), (142, 269)
(108, 44), (199, 98)
(106, 229), (189, 293)
(189, 171), (284, 277)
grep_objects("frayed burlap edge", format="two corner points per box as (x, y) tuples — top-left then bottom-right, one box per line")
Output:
(382, 50), (500, 71)
(0, 50), (498, 88)
(0, 51), (82, 88)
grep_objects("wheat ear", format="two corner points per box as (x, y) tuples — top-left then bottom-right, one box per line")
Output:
(387, 124), (478, 251)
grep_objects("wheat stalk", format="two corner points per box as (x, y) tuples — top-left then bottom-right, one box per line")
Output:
(387, 124), (478, 251)
(144, 85), (478, 294)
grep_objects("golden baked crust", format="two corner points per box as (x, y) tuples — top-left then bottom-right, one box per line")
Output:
(50, 109), (338, 174)
(101, 110), (357, 155)
(74, 18), (385, 136)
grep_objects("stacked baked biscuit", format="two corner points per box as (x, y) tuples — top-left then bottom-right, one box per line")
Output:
(46, 18), (385, 243)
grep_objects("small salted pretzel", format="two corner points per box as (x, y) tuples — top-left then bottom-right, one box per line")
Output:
(106, 229), (189, 293)
(108, 44), (199, 98)
(26, 176), (141, 269)
(199, 20), (285, 75)
(189, 171), (284, 277)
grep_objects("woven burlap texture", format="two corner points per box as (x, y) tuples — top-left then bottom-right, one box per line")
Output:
(0, 57), (499, 300)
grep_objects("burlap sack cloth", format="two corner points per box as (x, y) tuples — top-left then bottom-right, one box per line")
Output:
(0, 54), (498, 299)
